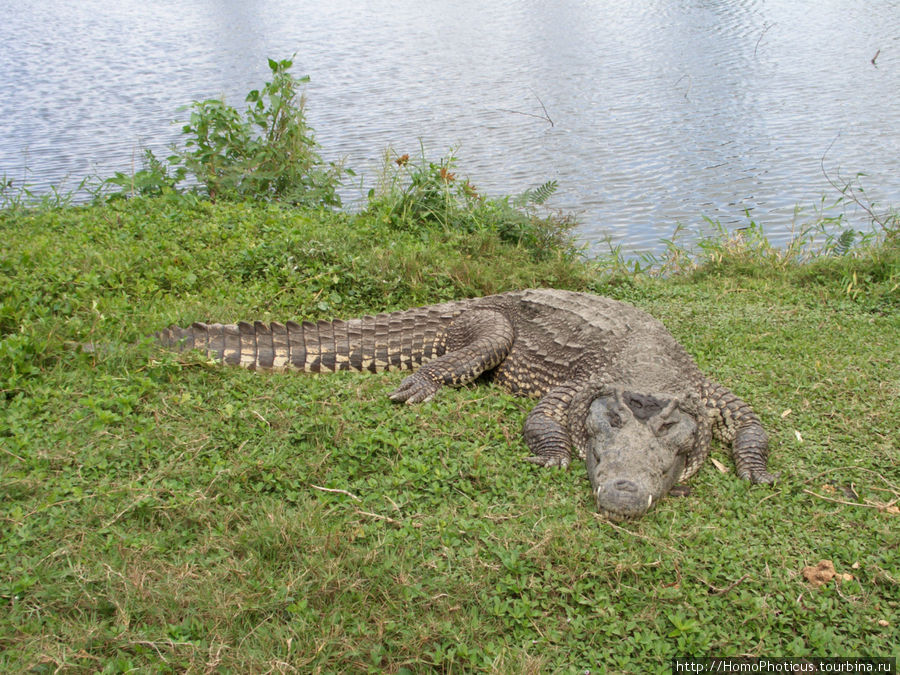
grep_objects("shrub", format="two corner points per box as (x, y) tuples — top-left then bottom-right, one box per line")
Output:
(364, 148), (577, 260)
(104, 57), (347, 207)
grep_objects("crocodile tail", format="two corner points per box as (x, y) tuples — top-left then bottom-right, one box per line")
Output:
(701, 379), (775, 484)
(154, 308), (454, 374)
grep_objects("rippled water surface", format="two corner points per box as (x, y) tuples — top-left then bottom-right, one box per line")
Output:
(2, 0), (899, 252)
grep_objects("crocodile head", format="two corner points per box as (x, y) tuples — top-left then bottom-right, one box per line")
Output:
(583, 388), (701, 521)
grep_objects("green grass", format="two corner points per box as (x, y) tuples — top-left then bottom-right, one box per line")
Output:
(1, 197), (898, 673)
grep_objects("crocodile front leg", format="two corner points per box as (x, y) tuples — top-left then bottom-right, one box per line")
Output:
(702, 379), (776, 483)
(389, 310), (515, 404)
(522, 382), (586, 468)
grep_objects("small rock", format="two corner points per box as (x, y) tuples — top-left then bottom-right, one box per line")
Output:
(802, 560), (836, 587)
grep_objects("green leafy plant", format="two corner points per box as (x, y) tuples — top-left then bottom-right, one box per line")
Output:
(0, 171), (90, 212)
(169, 57), (346, 206)
(826, 228), (859, 257)
(365, 148), (577, 260)
(103, 148), (186, 200)
(0, 330), (47, 395)
(513, 179), (558, 207)
(365, 147), (469, 231)
(100, 57), (346, 207)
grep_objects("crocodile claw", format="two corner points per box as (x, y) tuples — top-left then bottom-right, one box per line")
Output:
(524, 455), (570, 469)
(750, 470), (779, 485)
(389, 374), (440, 404)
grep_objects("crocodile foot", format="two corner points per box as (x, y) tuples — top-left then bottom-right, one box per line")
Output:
(524, 455), (570, 469)
(389, 373), (441, 404)
(747, 469), (779, 484)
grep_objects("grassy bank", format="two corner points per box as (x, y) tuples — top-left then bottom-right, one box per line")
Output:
(1, 196), (898, 673)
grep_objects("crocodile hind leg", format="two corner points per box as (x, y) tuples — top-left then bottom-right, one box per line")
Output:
(389, 310), (516, 404)
(702, 379), (776, 484)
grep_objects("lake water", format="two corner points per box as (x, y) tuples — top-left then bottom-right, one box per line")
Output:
(2, 0), (899, 254)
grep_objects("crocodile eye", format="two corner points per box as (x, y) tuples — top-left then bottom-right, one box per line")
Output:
(658, 420), (678, 433)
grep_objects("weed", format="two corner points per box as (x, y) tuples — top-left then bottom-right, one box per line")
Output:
(100, 57), (347, 207)
(103, 148), (186, 200)
(364, 146), (578, 260)
(607, 195), (899, 284)
(0, 170), (92, 213)
(822, 138), (899, 237)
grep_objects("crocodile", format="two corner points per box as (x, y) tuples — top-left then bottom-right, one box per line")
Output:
(155, 289), (775, 520)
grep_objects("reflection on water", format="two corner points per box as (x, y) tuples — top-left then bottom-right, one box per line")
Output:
(1, 0), (899, 253)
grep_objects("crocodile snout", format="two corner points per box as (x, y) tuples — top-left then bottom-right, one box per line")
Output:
(594, 478), (654, 521)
